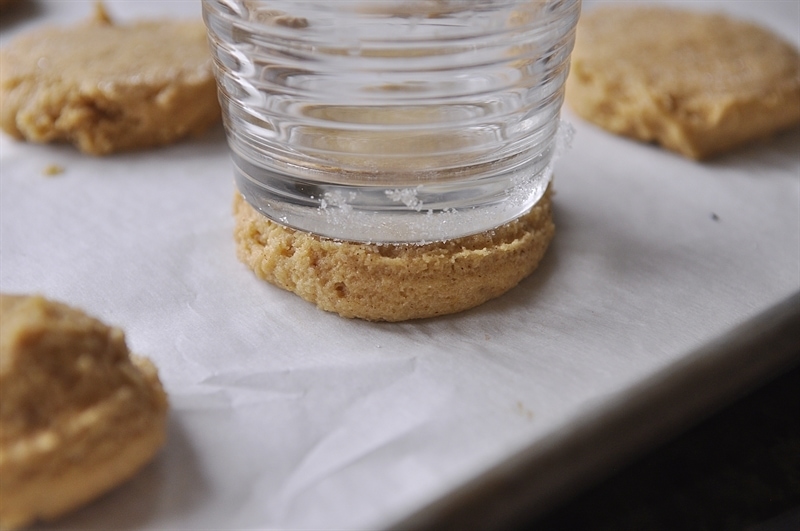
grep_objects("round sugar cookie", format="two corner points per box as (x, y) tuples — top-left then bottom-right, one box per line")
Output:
(234, 190), (555, 322)
(565, 6), (800, 160)
(0, 10), (220, 155)
(0, 294), (168, 530)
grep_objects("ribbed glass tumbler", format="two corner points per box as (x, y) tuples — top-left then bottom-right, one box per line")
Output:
(203, 0), (581, 243)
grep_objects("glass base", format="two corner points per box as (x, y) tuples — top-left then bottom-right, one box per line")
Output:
(233, 151), (553, 244)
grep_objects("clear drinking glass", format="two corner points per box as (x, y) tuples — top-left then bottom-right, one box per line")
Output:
(203, 0), (581, 243)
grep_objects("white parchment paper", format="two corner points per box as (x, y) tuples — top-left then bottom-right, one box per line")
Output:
(1, 1), (798, 529)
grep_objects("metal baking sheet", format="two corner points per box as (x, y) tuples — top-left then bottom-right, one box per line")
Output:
(1, 1), (798, 529)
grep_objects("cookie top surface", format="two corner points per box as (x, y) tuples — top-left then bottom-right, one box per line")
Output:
(0, 294), (168, 530)
(0, 9), (220, 154)
(573, 6), (799, 102)
(566, 5), (800, 159)
(0, 294), (165, 444)
(1, 17), (212, 88)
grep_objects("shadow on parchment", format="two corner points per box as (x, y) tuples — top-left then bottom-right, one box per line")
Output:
(701, 126), (800, 175)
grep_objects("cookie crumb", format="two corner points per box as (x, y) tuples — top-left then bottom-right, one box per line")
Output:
(273, 14), (308, 28)
(42, 164), (64, 177)
(92, 1), (113, 25)
(515, 401), (534, 421)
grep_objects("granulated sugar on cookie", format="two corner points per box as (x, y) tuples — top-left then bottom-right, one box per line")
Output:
(0, 6), (220, 155)
(0, 294), (168, 530)
(565, 6), (800, 160)
(234, 190), (555, 322)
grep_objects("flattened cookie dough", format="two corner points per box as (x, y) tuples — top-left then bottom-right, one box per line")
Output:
(565, 6), (800, 160)
(234, 190), (555, 322)
(0, 294), (168, 530)
(0, 10), (220, 155)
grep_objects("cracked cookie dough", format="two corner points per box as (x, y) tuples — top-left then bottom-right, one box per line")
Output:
(565, 6), (800, 160)
(0, 7), (220, 155)
(234, 189), (555, 322)
(0, 294), (168, 530)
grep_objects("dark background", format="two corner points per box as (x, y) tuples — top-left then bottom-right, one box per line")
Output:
(526, 362), (800, 531)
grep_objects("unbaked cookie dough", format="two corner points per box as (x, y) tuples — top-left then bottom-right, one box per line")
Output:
(0, 7), (220, 155)
(234, 190), (555, 322)
(0, 294), (168, 530)
(565, 6), (800, 160)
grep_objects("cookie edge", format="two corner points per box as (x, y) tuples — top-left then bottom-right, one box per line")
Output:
(233, 190), (555, 322)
